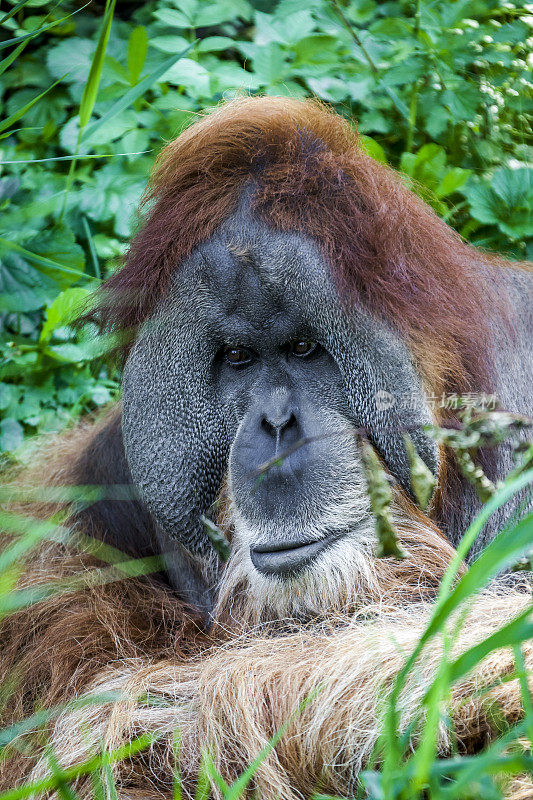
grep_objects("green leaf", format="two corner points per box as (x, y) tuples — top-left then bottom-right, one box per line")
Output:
(30, 227), (85, 277)
(492, 21), (529, 44)
(491, 168), (533, 211)
(369, 18), (413, 38)
(423, 104), (449, 139)
(307, 76), (350, 102)
(127, 25), (148, 86)
(197, 36), (234, 53)
(153, 8), (193, 27)
(44, 343), (93, 363)
(0, 384), (17, 412)
(162, 56), (209, 94)
(252, 43), (288, 85)
(46, 38), (94, 84)
(435, 167), (472, 198)
(82, 110), (138, 147)
(463, 181), (500, 226)
(463, 168), (533, 239)
(0, 418), (24, 453)
(90, 385), (112, 405)
(442, 85), (479, 122)
(78, 163), (144, 237)
(40, 287), (93, 343)
(82, 44), (195, 142)
(150, 35), (189, 53)
(195, 0), (252, 26)
(0, 230), (86, 313)
(360, 135), (387, 164)
(0, 249), (60, 312)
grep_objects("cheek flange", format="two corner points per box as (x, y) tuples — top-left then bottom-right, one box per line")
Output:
(121, 316), (231, 557)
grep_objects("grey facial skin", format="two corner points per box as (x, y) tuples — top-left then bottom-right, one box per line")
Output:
(122, 202), (438, 604)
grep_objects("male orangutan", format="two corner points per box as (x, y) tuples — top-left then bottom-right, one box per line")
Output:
(1, 97), (532, 799)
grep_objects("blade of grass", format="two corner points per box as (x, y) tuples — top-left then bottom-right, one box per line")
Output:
(81, 215), (101, 279)
(203, 752), (230, 795)
(0, 554), (164, 616)
(81, 44), (195, 143)
(0, 149), (151, 163)
(0, 510), (71, 574)
(0, 3), (91, 52)
(448, 609), (533, 686)
(437, 720), (533, 793)
(0, 238), (88, 282)
(512, 644), (533, 747)
(89, 768), (106, 800)
(0, 0), (33, 25)
(78, 0), (116, 129)
(0, 482), (126, 505)
(101, 756), (119, 800)
(409, 604), (533, 790)
(194, 752), (212, 800)
(423, 510), (533, 639)
(0, 732), (157, 799)
(407, 627), (454, 791)
(0, 39), (30, 78)
(45, 749), (80, 800)
(60, 0), (116, 219)
(222, 688), (321, 800)
(437, 468), (533, 599)
(381, 470), (533, 788)
(0, 692), (122, 749)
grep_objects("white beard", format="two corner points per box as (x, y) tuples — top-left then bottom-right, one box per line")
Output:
(214, 444), (385, 627)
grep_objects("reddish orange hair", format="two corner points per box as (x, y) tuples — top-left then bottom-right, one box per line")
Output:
(93, 96), (509, 398)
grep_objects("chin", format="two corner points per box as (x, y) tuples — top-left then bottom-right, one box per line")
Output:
(214, 485), (381, 630)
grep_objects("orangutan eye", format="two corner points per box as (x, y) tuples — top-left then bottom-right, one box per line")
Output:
(223, 345), (253, 366)
(291, 340), (318, 358)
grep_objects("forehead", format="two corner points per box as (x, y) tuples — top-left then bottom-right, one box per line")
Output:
(171, 204), (338, 336)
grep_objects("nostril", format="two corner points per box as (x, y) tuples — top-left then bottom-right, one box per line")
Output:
(261, 416), (276, 436)
(261, 417), (278, 438)
(261, 412), (297, 437)
(285, 412), (297, 431)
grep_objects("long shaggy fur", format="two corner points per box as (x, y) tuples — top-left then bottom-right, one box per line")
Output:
(0, 417), (531, 799)
(16, 590), (533, 800)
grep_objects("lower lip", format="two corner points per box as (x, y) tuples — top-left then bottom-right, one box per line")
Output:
(250, 533), (343, 577)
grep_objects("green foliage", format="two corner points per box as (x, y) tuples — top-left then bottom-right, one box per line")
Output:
(0, 0), (531, 452)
